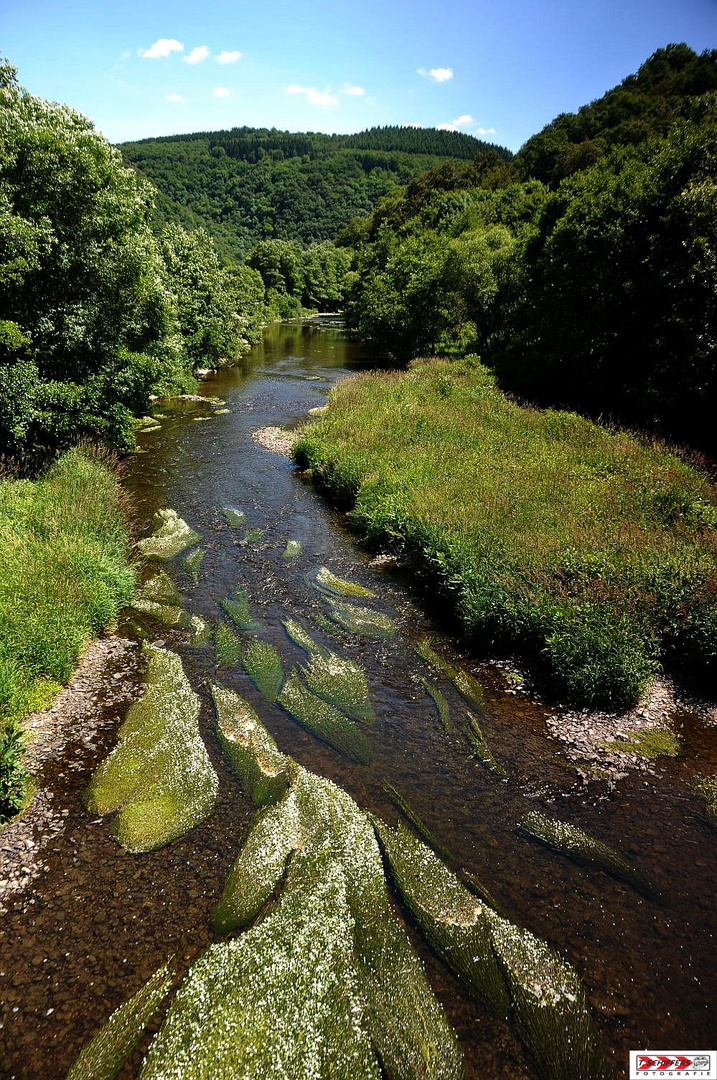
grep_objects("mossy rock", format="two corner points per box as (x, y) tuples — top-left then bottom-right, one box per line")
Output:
(693, 774), (717, 828)
(242, 639), (285, 702)
(325, 599), (397, 639)
(85, 645), (218, 852)
(466, 712), (506, 777)
(600, 727), (680, 759)
(314, 565), (375, 598)
(283, 617), (325, 655)
(244, 527), (264, 543)
(181, 547), (204, 580)
(415, 638), (485, 712)
(212, 683), (291, 807)
(66, 961), (176, 1080)
(300, 648), (374, 722)
(278, 669), (373, 765)
(418, 677), (452, 733)
(283, 540), (302, 560)
(521, 811), (664, 902)
(384, 783), (452, 860)
(135, 509), (200, 560)
(375, 820), (610, 1080)
(188, 614), (211, 646)
(221, 586), (259, 631)
(215, 621), (242, 666)
(221, 506), (246, 528)
(199, 716), (464, 1080)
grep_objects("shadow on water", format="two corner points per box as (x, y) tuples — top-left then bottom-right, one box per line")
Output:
(1, 323), (715, 1079)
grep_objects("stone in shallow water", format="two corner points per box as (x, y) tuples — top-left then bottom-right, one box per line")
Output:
(466, 712), (506, 777)
(170, 695), (463, 1080)
(325, 599), (397, 639)
(278, 669), (373, 765)
(221, 506), (246, 528)
(314, 565), (375, 598)
(221, 586), (259, 631)
(135, 509), (200, 560)
(418, 677), (452, 734)
(282, 539), (302, 560)
(242, 639), (284, 702)
(244, 527), (264, 544)
(188, 614), (211, 646)
(300, 648), (374, 723)
(85, 645), (218, 852)
(520, 810), (663, 901)
(215, 622), (242, 666)
(415, 637), (485, 712)
(212, 684), (291, 807)
(66, 961), (176, 1080)
(283, 616), (322, 655)
(375, 820), (610, 1080)
(181, 547), (204, 580)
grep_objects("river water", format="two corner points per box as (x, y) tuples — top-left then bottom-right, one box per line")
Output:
(1, 322), (715, 1079)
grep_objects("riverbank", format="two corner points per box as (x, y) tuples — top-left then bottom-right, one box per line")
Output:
(294, 356), (717, 709)
(0, 450), (136, 821)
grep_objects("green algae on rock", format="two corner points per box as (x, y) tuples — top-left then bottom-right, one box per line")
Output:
(325, 598), (397, 639)
(221, 506), (246, 528)
(466, 712), (507, 777)
(188, 614), (211, 646)
(521, 810), (663, 902)
(375, 820), (610, 1080)
(135, 509), (200, 560)
(184, 700), (464, 1080)
(181, 547), (204, 581)
(282, 539), (302, 560)
(66, 961), (176, 1080)
(600, 727), (680, 759)
(300, 648), (375, 723)
(242, 639), (285, 702)
(212, 684), (291, 807)
(314, 565), (375, 598)
(384, 783), (451, 860)
(418, 677), (452, 733)
(85, 645), (218, 852)
(244, 527), (264, 544)
(278, 669), (373, 765)
(215, 621), (242, 666)
(415, 638), (485, 713)
(694, 775), (717, 827)
(221, 586), (259, 631)
(283, 616), (325, 655)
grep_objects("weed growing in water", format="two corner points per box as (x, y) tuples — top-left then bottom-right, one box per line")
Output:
(242, 639), (285, 702)
(278, 669), (374, 765)
(215, 622), (243, 666)
(221, 586), (259, 631)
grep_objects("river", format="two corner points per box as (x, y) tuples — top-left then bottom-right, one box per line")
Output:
(0, 322), (715, 1079)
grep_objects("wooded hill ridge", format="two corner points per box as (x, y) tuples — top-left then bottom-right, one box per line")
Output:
(118, 126), (511, 261)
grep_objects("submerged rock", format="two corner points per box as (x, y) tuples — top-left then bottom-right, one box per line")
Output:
(520, 811), (664, 902)
(282, 539), (302, 560)
(215, 621), (242, 666)
(164, 694), (464, 1080)
(85, 645), (218, 852)
(278, 669), (374, 765)
(66, 961), (176, 1080)
(181, 547), (204, 580)
(466, 712), (507, 777)
(300, 648), (374, 722)
(314, 566), (375, 598)
(415, 638), (485, 712)
(188, 614), (211, 646)
(600, 727), (680, 759)
(212, 684), (291, 807)
(221, 506), (246, 528)
(244, 527), (264, 544)
(325, 598), (397, 639)
(135, 509), (200, 560)
(418, 677), (452, 733)
(242, 639), (285, 702)
(283, 616), (322, 654)
(384, 783), (451, 860)
(221, 586), (259, 631)
(375, 820), (610, 1080)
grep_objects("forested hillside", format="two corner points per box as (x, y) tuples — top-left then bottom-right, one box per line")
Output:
(119, 126), (510, 261)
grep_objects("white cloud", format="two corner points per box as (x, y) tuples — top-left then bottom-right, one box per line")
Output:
(216, 50), (242, 64)
(418, 66), (453, 82)
(166, 93), (185, 103)
(140, 38), (184, 60)
(286, 85), (338, 107)
(213, 86), (231, 98)
(453, 114), (473, 126)
(184, 45), (210, 65)
(476, 126), (497, 135)
(343, 84), (365, 96)
(437, 122), (458, 131)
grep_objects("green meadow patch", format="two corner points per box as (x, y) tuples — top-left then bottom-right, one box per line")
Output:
(295, 358), (717, 707)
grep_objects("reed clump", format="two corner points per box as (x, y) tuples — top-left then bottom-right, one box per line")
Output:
(295, 358), (717, 707)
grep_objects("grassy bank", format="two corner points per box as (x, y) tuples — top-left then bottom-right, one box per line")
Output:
(294, 358), (717, 708)
(0, 450), (135, 821)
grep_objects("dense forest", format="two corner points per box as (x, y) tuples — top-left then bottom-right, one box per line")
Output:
(119, 126), (509, 261)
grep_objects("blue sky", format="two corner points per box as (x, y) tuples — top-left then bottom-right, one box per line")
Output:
(2, 0), (715, 149)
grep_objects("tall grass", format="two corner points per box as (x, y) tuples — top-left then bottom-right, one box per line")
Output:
(295, 357), (717, 707)
(0, 449), (135, 820)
